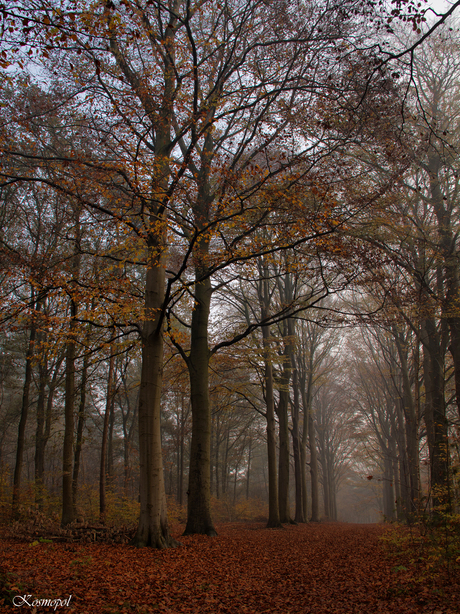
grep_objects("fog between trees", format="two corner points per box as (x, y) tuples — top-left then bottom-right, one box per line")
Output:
(0, 0), (459, 546)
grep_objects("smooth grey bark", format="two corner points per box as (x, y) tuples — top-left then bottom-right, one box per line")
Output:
(183, 141), (217, 535)
(132, 256), (178, 548)
(184, 271), (216, 536)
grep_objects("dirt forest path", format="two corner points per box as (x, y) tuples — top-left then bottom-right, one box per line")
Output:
(0, 522), (458, 613)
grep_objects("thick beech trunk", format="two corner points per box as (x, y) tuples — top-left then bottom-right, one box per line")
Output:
(427, 148), (460, 424)
(132, 259), (177, 548)
(108, 0), (180, 547)
(421, 318), (450, 512)
(184, 274), (216, 536)
(424, 144), (453, 513)
(182, 128), (217, 536)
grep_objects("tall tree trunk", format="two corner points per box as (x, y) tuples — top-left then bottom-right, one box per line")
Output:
(215, 418), (220, 500)
(73, 346), (89, 514)
(291, 364), (304, 523)
(62, 212), (82, 527)
(246, 437), (252, 500)
(264, 337), (281, 527)
(427, 147), (460, 424)
(394, 385), (411, 521)
(183, 128), (217, 536)
(308, 407), (319, 522)
(233, 461), (238, 505)
(34, 356), (47, 509)
(132, 255), (177, 547)
(121, 381), (137, 498)
(222, 428), (230, 498)
(321, 445), (330, 520)
(259, 271), (281, 528)
(299, 348), (319, 522)
(100, 345), (115, 523)
(277, 370), (291, 523)
(107, 394), (116, 485)
(13, 305), (38, 517)
(183, 271), (216, 536)
(393, 329), (420, 518)
(299, 370), (310, 523)
(177, 394), (186, 505)
(276, 273), (294, 524)
(421, 318), (450, 513)
(383, 452), (396, 520)
(62, 305), (77, 526)
(108, 0), (180, 548)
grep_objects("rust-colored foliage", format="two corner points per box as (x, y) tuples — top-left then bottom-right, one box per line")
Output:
(1, 523), (458, 613)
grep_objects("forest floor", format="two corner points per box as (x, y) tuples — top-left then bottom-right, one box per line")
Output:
(0, 522), (459, 613)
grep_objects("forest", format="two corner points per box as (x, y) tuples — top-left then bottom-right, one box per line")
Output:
(1, 0), (460, 611)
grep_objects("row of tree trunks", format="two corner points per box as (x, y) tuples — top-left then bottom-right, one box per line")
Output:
(393, 329), (420, 518)
(35, 346), (64, 509)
